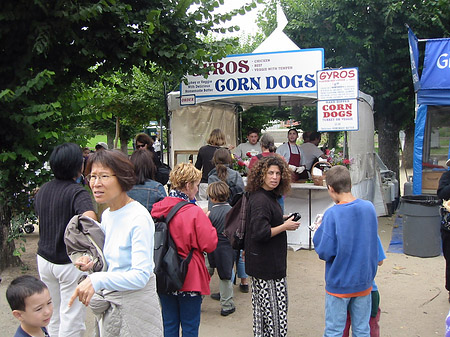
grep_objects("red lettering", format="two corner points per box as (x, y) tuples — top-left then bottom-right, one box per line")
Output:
(238, 60), (249, 73)
(225, 61), (238, 74)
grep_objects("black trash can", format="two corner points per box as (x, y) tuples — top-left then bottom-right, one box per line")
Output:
(399, 195), (441, 257)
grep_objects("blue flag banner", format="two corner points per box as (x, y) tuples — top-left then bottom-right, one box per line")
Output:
(408, 28), (420, 92)
(420, 38), (450, 90)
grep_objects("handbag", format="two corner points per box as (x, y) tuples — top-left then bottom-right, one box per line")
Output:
(440, 206), (450, 231)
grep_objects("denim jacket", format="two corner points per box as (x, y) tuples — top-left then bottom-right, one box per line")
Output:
(127, 180), (167, 213)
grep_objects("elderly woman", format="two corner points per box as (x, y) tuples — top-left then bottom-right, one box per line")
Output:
(127, 150), (166, 213)
(245, 156), (300, 337)
(195, 128), (227, 200)
(34, 142), (96, 337)
(69, 150), (162, 336)
(151, 163), (218, 337)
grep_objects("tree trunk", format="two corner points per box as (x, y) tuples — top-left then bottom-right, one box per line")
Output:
(377, 114), (400, 180)
(120, 135), (129, 154)
(0, 203), (20, 271)
(402, 124), (415, 169)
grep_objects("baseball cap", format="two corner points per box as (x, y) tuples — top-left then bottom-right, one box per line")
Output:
(95, 142), (108, 150)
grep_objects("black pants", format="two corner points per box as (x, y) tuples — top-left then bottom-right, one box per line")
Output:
(441, 229), (450, 291)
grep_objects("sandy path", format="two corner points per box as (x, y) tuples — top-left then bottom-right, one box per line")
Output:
(0, 215), (448, 336)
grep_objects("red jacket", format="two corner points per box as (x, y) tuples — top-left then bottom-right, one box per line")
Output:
(151, 197), (218, 295)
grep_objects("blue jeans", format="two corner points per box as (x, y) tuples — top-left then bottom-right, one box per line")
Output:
(159, 293), (202, 337)
(324, 293), (371, 337)
(235, 250), (248, 279)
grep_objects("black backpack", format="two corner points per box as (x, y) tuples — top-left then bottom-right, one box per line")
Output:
(155, 163), (171, 186)
(223, 192), (249, 250)
(153, 200), (194, 293)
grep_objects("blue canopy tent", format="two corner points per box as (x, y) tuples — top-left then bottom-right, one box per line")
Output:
(409, 29), (450, 194)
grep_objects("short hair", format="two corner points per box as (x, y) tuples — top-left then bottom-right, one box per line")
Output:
(207, 129), (226, 146)
(288, 128), (298, 136)
(169, 163), (202, 191)
(130, 150), (157, 184)
(6, 275), (48, 311)
(207, 181), (230, 202)
(260, 133), (276, 153)
(247, 127), (260, 136)
(85, 150), (136, 192)
(246, 156), (291, 197)
(302, 131), (311, 142)
(135, 133), (153, 147)
(49, 143), (83, 180)
(326, 165), (352, 193)
(309, 132), (321, 142)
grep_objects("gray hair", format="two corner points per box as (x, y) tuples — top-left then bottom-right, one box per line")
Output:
(260, 133), (276, 153)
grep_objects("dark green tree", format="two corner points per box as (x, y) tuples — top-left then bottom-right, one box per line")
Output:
(0, 0), (262, 270)
(258, 0), (449, 175)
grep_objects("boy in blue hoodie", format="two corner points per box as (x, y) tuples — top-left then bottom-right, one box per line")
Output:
(314, 165), (378, 337)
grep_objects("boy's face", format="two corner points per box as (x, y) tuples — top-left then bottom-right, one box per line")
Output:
(13, 288), (53, 329)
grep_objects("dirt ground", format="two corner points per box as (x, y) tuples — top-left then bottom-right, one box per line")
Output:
(0, 215), (448, 337)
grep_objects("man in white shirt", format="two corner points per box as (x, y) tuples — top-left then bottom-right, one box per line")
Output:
(276, 129), (307, 181)
(300, 131), (328, 171)
(233, 128), (261, 159)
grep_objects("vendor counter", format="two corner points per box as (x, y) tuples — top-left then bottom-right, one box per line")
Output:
(284, 183), (334, 250)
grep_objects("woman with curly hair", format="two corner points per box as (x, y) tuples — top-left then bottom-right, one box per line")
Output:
(244, 156), (301, 337)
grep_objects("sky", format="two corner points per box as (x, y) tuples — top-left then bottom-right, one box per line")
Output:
(210, 1), (267, 37)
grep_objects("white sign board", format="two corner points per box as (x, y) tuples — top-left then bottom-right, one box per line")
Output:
(180, 49), (324, 100)
(317, 68), (359, 131)
(317, 99), (359, 131)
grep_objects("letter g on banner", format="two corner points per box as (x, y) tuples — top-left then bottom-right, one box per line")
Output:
(420, 38), (450, 89)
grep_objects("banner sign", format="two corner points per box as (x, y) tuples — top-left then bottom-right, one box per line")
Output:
(408, 28), (420, 92)
(180, 49), (324, 100)
(420, 38), (450, 90)
(317, 68), (359, 131)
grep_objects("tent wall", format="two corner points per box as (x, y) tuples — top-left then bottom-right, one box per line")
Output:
(169, 104), (237, 166)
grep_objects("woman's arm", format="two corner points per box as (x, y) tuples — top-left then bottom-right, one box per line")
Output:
(270, 218), (300, 237)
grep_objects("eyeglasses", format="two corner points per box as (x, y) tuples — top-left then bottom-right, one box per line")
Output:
(136, 144), (146, 149)
(86, 174), (116, 183)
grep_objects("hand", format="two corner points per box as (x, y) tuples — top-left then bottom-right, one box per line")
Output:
(295, 166), (306, 174)
(288, 164), (297, 172)
(284, 218), (300, 231)
(74, 255), (94, 272)
(68, 276), (95, 307)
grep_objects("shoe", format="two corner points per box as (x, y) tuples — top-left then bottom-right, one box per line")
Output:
(239, 284), (249, 293)
(210, 292), (220, 301)
(221, 307), (236, 316)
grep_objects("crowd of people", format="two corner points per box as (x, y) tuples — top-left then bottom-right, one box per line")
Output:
(5, 128), (387, 337)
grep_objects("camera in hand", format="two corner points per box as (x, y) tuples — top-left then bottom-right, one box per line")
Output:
(287, 212), (301, 221)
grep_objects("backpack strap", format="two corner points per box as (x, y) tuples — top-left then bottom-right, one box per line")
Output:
(166, 200), (195, 260)
(166, 200), (190, 224)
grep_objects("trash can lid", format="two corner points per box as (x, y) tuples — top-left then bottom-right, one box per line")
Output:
(400, 195), (440, 206)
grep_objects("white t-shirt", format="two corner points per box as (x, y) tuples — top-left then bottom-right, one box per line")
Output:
(89, 201), (154, 292)
(233, 142), (261, 159)
(276, 142), (304, 165)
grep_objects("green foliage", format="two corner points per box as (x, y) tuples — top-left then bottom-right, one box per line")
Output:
(0, 0), (263, 267)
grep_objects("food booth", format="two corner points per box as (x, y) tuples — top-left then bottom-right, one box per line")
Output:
(166, 12), (387, 249)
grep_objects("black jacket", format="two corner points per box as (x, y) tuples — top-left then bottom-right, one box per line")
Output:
(244, 188), (287, 280)
(438, 170), (450, 200)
